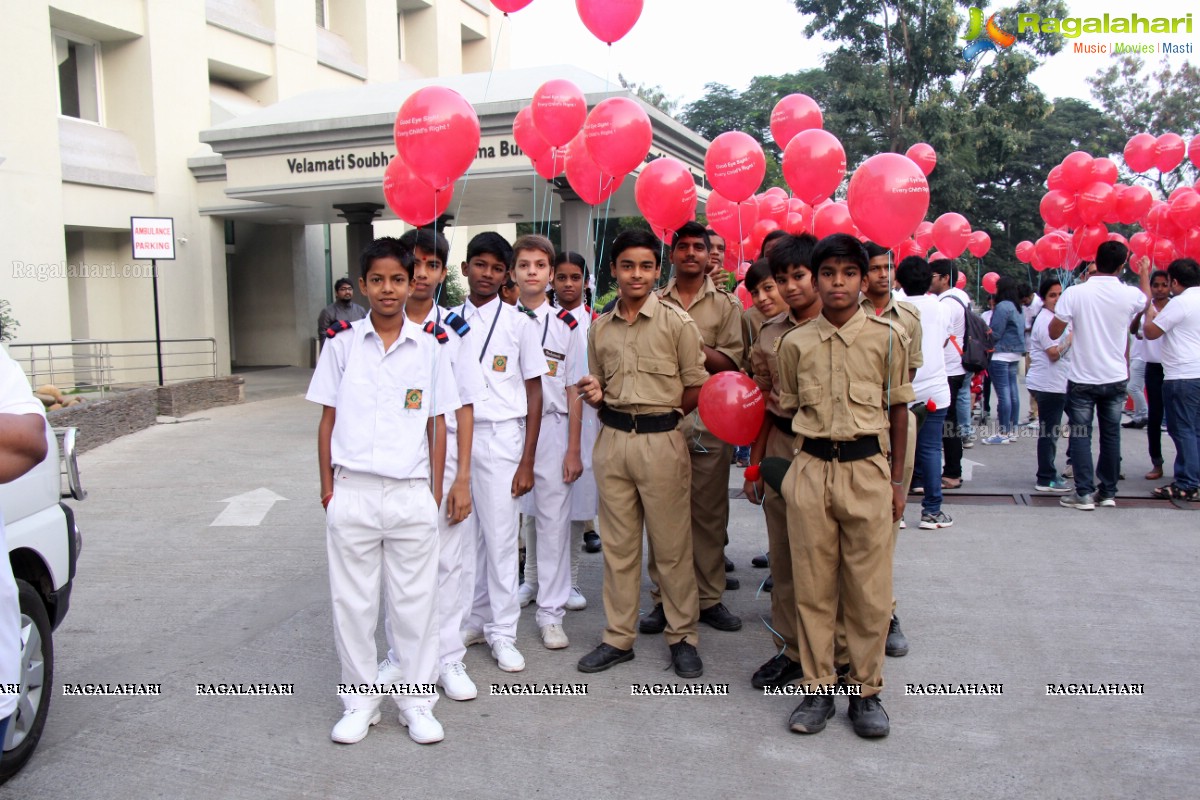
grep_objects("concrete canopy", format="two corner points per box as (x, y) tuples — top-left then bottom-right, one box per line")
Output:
(193, 65), (710, 228)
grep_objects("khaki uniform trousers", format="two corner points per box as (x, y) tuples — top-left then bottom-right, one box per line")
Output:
(649, 426), (732, 610)
(762, 425), (799, 662)
(595, 425), (699, 650)
(784, 449), (894, 697)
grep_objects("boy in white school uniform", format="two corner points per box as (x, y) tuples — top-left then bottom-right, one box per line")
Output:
(510, 235), (586, 650)
(306, 237), (459, 746)
(456, 232), (548, 672)
(376, 228), (488, 702)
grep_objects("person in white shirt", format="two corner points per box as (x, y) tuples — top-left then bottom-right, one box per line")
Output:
(930, 259), (970, 483)
(1049, 241), (1146, 509)
(1142, 257), (1200, 500)
(1020, 283), (1042, 425)
(1027, 277), (1072, 493)
(306, 237), (460, 745)
(1129, 269), (1171, 479)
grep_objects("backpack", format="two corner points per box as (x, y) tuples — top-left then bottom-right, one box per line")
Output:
(945, 295), (994, 374)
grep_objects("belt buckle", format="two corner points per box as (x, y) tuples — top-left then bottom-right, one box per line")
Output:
(830, 440), (841, 461)
(631, 415), (644, 434)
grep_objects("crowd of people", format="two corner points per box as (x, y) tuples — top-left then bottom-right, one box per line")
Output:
(306, 222), (1200, 747)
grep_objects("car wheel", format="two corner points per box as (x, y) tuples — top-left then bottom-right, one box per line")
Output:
(0, 580), (53, 784)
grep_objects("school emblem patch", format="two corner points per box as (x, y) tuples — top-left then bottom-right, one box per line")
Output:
(405, 389), (423, 409)
(492, 355), (508, 372)
(546, 360), (559, 377)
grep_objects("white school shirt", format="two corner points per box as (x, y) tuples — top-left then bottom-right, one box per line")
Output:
(458, 296), (549, 423)
(1150, 286), (1200, 380)
(902, 293), (951, 409)
(1140, 312), (1165, 364)
(1053, 275), (1145, 385)
(521, 301), (587, 415)
(937, 287), (970, 377)
(306, 314), (460, 480)
(420, 305), (489, 430)
(0, 348), (46, 718)
(1027, 309), (1069, 394)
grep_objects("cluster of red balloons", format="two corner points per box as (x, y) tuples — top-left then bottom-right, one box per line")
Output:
(491, 0), (643, 45)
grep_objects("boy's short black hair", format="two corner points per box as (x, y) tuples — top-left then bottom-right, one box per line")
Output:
(611, 229), (662, 266)
(929, 258), (957, 286)
(895, 256), (932, 296)
(767, 233), (817, 278)
(1037, 276), (1061, 300)
(812, 233), (868, 275)
(863, 241), (890, 261)
(761, 228), (788, 256)
(1017, 281), (1034, 300)
(334, 277), (353, 290)
(399, 228), (449, 266)
(1167, 258), (1200, 288)
(1094, 241), (1128, 274)
(671, 221), (710, 250)
(744, 259), (774, 293)
(466, 231), (514, 269)
(360, 237), (414, 279)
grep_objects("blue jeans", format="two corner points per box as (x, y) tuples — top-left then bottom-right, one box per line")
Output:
(1031, 390), (1067, 485)
(918, 407), (948, 515)
(1163, 378), (1200, 491)
(1066, 380), (1127, 499)
(956, 372), (974, 438)
(990, 358), (1020, 435)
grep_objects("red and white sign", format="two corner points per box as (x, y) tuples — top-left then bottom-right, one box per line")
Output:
(131, 216), (176, 260)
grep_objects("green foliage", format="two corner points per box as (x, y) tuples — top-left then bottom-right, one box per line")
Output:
(436, 274), (466, 309)
(618, 74), (680, 116)
(0, 299), (19, 342)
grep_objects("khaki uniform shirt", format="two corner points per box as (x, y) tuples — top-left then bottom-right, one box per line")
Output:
(588, 292), (708, 415)
(777, 308), (915, 441)
(860, 294), (924, 372)
(743, 306), (767, 344)
(751, 310), (804, 419)
(659, 276), (746, 370)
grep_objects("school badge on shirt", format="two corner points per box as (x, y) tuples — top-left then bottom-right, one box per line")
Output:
(544, 349), (565, 378)
(405, 389), (423, 409)
(492, 355), (508, 372)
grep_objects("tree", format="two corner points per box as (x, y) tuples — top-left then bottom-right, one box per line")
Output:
(618, 74), (679, 117)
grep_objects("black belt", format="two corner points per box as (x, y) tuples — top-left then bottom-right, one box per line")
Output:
(768, 412), (794, 436)
(598, 407), (681, 434)
(800, 436), (881, 462)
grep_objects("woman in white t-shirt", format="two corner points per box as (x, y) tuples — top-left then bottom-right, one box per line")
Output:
(1129, 269), (1171, 480)
(1027, 277), (1072, 492)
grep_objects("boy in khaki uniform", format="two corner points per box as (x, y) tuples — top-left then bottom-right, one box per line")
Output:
(777, 234), (912, 739)
(575, 229), (710, 679)
(640, 221), (747, 635)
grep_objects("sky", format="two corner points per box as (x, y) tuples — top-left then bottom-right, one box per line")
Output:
(508, 0), (1198, 112)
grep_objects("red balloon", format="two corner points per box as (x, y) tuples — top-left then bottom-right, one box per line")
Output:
(532, 149), (564, 179)
(981, 271), (1000, 294)
(1169, 185), (1196, 202)
(1124, 133), (1157, 173)
(955, 272), (967, 290)
(382, 156), (453, 227)
(575, 0), (643, 44)
(905, 143), (937, 176)
(756, 192), (788, 227)
(491, 0), (533, 12)
(914, 221), (934, 252)
(697, 372), (765, 446)
(813, 202), (854, 239)
(1071, 223), (1108, 262)
(1061, 151), (1095, 191)
(735, 282), (753, 310)
(784, 212), (808, 235)
(531, 79), (587, 148)
(931, 212), (971, 259)
(750, 219), (780, 253)
(929, 251), (948, 262)
(1077, 182), (1116, 224)
(893, 239), (924, 262)
(513, 105), (550, 161)
(1015, 240), (1034, 263)
(1145, 201), (1181, 239)
(1152, 236), (1178, 268)
(1169, 190), (1200, 231)
(393, 86), (481, 191)
(634, 157), (697, 231)
(1040, 190), (1075, 228)
(1107, 231), (1129, 247)
(705, 190), (759, 242)
(845, 153), (930, 247)
(583, 97), (652, 177)
(1129, 231), (1152, 257)
(1030, 250), (1048, 272)
(1090, 157), (1119, 185)
(1046, 164), (1067, 191)
(770, 94), (823, 149)
(1191, 136), (1200, 169)
(564, 135), (621, 206)
(705, 132), (766, 203)
(1155, 133), (1186, 172)
(1116, 184), (1152, 225)
(1035, 233), (1069, 268)
(967, 230), (991, 258)
(1180, 228), (1200, 259)
(766, 186), (789, 200)
(781, 129), (846, 205)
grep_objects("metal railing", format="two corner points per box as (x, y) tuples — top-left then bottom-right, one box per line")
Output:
(7, 338), (217, 394)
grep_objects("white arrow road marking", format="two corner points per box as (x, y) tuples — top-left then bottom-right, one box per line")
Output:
(211, 488), (288, 527)
(960, 458), (985, 482)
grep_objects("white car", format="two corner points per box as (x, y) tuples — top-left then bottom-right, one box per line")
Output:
(1, 426), (84, 783)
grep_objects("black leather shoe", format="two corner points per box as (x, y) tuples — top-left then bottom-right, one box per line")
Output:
(788, 694), (836, 734)
(886, 614), (909, 657)
(763, 575), (774, 592)
(751, 654), (804, 689)
(583, 531), (602, 553)
(848, 694), (891, 737)
(577, 643), (634, 673)
(751, 553), (769, 568)
(724, 556), (735, 572)
(699, 602), (742, 631)
(668, 640), (703, 678)
(725, 577), (740, 591)
(638, 603), (666, 634)
(836, 664), (850, 686)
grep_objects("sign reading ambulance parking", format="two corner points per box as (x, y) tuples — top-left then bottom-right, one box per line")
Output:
(131, 216), (176, 261)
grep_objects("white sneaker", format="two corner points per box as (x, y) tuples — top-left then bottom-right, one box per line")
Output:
(377, 656), (403, 686)
(491, 639), (526, 672)
(398, 705), (444, 744)
(438, 661), (477, 701)
(899, 518), (907, 529)
(517, 582), (536, 608)
(566, 586), (587, 611)
(981, 434), (1009, 445)
(331, 708), (381, 744)
(540, 623), (569, 650)
(461, 627), (486, 647)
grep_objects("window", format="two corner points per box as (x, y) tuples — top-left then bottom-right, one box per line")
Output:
(54, 32), (100, 122)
